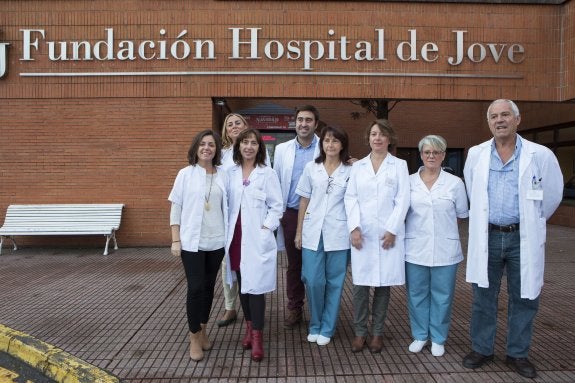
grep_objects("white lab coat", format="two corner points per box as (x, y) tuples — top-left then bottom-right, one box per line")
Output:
(405, 168), (469, 266)
(464, 136), (563, 299)
(344, 153), (410, 287)
(273, 136), (320, 250)
(225, 164), (283, 294)
(168, 165), (229, 252)
(295, 162), (352, 251)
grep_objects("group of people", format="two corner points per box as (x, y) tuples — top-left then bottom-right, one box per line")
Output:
(168, 99), (564, 379)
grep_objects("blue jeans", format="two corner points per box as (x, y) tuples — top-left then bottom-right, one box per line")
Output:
(470, 230), (539, 358)
(301, 236), (349, 338)
(406, 262), (458, 345)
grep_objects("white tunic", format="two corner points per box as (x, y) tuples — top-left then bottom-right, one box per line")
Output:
(405, 168), (468, 267)
(295, 162), (352, 251)
(344, 153), (410, 287)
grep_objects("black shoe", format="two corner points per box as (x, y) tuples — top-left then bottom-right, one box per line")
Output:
(462, 351), (494, 369)
(506, 356), (537, 379)
(283, 309), (302, 329)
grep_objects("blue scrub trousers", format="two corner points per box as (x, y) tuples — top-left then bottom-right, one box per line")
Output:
(405, 262), (458, 345)
(301, 235), (349, 338)
(470, 230), (539, 358)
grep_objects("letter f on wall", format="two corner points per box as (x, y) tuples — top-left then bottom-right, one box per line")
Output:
(0, 43), (9, 78)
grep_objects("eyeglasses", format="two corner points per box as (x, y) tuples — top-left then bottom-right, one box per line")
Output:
(422, 150), (444, 157)
(326, 176), (334, 194)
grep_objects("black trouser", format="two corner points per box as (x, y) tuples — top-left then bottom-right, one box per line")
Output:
(180, 248), (225, 333)
(237, 271), (266, 330)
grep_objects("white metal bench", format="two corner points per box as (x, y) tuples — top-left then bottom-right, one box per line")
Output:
(0, 204), (125, 256)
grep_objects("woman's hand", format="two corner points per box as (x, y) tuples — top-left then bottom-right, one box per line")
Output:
(351, 228), (363, 250)
(381, 231), (396, 250)
(171, 241), (181, 257)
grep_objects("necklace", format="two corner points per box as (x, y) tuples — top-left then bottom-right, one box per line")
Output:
(204, 172), (215, 211)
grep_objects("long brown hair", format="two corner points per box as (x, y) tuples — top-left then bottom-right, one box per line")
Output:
(187, 130), (222, 166)
(232, 129), (268, 167)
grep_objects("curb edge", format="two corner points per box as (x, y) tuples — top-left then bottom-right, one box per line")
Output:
(0, 323), (120, 383)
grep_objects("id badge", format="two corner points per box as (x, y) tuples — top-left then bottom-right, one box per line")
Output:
(526, 189), (543, 200)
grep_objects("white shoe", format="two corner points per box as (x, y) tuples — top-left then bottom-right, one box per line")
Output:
(307, 333), (319, 343)
(408, 339), (427, 353)
(431, 342), (445, 357)
(316, 335), (331, 346)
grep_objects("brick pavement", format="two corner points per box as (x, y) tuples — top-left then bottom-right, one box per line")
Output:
(0, 223), (574, 382)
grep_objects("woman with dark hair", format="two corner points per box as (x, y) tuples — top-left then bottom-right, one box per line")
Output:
(168, 129), (228, 362)
(344, 119), (410, 353)
(294, 126), (352, 347)
(217, 113), (271, 327)
(225, 128), (283, 362)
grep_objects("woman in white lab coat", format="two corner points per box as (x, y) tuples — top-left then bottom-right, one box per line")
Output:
(405, 135), (468, 358)
(218, 113), (271, 327)
(294, 126), (352, 347)
(225, 128), (283, 362)
(344, 119), (410, 354)
(168, 130), (228, 362)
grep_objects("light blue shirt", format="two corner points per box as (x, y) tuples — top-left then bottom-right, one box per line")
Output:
(488, 138), (522, 225)
(286, 136), (318, 209)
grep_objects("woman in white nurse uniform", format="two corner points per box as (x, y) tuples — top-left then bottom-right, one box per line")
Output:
(405, 135), (468, 357)
(344, 119), (410, 354)
(294, 126), (352, 347)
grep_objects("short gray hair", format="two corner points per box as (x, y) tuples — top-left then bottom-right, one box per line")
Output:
(486, 99), (520, 121)
(418, 135), (447, 153)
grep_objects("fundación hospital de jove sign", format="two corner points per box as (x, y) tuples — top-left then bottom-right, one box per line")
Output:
(0, 27), (526, 79)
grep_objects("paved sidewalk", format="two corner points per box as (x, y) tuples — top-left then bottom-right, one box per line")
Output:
(0, 224), (574, 382)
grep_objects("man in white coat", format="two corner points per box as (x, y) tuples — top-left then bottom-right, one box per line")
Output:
(273, 105), (321, 328)
(462, 99), (563, 379)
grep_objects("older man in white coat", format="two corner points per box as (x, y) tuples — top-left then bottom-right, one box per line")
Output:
(462, 99), (563, 379)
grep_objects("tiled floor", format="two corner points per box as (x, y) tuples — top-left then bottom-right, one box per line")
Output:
(0, 224), (574, 382)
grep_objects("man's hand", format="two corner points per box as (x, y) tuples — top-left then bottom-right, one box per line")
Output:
(295, 231), (302, 250)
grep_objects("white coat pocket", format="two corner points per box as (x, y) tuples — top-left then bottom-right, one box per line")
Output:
(330, 178), (347, 197)
(259, 227), (277, 255)
(248, 189), (266, 209)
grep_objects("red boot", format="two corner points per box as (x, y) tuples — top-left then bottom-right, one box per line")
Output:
(251, 329), (264, 362)
(242, 321), (253, 350)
